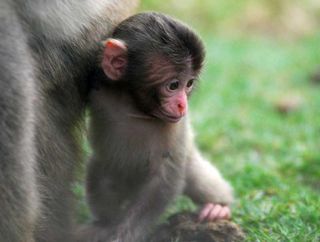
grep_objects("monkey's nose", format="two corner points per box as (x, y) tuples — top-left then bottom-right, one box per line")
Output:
(177, 103), (185, 114)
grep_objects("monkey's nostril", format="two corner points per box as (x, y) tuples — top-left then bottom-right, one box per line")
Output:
(177, 103), (185, 114)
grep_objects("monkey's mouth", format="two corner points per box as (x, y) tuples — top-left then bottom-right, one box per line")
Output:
(152, 110), (184, 123)
(164, 115), (183, 123)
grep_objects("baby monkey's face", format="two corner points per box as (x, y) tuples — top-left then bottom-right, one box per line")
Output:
(146, 59), (197, 123)
(100, 38), (203, 123)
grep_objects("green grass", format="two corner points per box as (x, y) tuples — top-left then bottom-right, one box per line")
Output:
(175, 34), (320, 241)
(201, 35), (319, 241)
(76, 2), (320, 241)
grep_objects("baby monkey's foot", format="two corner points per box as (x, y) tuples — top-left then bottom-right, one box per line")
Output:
(198, 203), (231, 222)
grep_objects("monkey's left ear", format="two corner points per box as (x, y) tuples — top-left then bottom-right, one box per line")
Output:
(101, 38), (127, 80)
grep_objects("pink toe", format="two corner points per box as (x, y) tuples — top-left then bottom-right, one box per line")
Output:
(208, 204), (222, 221)
(198, 203), (214, 222)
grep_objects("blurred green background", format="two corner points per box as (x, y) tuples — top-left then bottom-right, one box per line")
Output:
(75, 1), (320, 241)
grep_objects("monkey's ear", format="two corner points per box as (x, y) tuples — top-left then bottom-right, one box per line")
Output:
(101, 38), (127, 80)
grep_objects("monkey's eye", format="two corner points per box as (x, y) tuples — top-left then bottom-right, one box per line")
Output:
(167, 80), (180, 91)
(186, 79), (194, 88)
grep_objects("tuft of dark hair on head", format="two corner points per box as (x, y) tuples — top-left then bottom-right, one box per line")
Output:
(156, 13), (205, 72)
(111, 12), (205, 76)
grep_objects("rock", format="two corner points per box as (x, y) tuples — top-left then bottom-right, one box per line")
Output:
(150, 212), (245, 242)
(311, 69), (320, 84)
(275, 95), (303, 114)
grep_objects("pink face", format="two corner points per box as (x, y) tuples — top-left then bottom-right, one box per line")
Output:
(152, 75), (195, 123)
(147, 57), (198, 123)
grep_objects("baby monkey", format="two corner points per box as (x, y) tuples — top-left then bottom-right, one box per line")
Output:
(83, 12), (233, 242)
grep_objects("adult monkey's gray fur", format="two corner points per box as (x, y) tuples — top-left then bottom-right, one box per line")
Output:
(0, 1), (138, 241)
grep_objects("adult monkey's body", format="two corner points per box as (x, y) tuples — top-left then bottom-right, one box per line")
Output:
(0, 1), (138, 241)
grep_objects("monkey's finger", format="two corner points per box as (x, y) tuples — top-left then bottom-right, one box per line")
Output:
(208, 204), (223, 221)
(198, 203), (214, 222)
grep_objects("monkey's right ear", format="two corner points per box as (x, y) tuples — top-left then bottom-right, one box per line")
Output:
(101, 38), (127, 81)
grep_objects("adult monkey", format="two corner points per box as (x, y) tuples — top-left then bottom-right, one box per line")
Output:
(0, 1), (138, 242)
